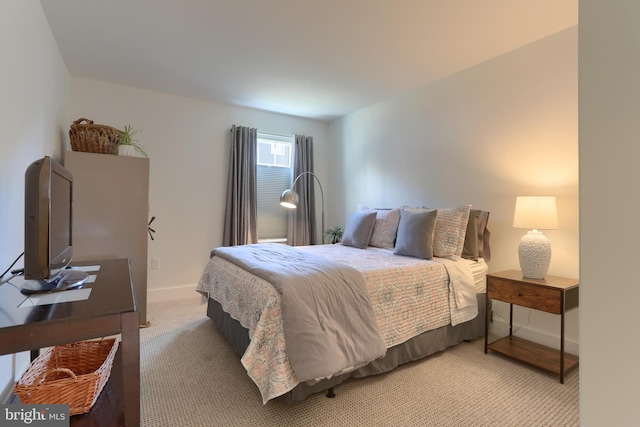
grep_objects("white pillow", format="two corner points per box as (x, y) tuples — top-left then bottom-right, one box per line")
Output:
(432, 205), (472, 260)
(358, 207), (401, 249)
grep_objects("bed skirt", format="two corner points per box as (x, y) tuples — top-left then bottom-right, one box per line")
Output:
(206, 294), (488, 403)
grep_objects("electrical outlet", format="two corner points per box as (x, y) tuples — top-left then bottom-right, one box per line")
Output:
(151, 258), (160, 269)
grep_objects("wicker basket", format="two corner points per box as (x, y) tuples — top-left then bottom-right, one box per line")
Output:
(69, 118), (123, 154)
(14, 338), (119, 416)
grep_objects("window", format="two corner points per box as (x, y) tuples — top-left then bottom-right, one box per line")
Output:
(256, 133), (294, 241)
(257, 139), (291, 168)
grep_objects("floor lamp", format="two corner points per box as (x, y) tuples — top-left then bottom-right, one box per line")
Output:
(280, 171), (325, 244)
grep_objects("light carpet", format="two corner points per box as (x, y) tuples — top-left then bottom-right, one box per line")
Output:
(139, 295), (579, 426)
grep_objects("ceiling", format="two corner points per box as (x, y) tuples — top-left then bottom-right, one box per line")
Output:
(40, 0), (577, 121)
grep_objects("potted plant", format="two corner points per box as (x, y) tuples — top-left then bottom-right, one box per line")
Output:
(323, 226), (344, 244)
(115, 125), (148, 158)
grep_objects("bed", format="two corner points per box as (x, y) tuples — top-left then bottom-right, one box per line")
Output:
(197, 205), (491, 404)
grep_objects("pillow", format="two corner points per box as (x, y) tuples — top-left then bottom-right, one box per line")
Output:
(359, 207), (401, 249)
(393, 208), (437, 259)
(462, 210), (480, 261)
(477, 211), (491, 261)
(432, 205), (471, 261)
(460, 209), (492, 262)
(341, 211), (377, 249)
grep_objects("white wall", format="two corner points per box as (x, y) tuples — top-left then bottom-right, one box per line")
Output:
(579, 1), (640, 424)
(329, 28), (579, 351)
(0, 0), (70, 404)
(69, 78), (330, 302)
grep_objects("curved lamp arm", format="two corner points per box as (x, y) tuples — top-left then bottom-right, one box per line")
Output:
(280, 171), (325, 243)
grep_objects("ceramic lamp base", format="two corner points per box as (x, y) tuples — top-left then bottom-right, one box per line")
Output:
(518, 229), (551, 279)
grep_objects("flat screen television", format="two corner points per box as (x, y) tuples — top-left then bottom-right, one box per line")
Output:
(21, 156), (88, 294)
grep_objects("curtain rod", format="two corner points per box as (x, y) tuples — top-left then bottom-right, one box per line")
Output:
(229, 126), (293, 139)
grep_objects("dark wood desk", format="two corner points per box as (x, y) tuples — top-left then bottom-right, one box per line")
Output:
(0, 258), (140, 426)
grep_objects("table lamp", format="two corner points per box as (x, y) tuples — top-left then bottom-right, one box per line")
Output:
(513, 196), (558, 279)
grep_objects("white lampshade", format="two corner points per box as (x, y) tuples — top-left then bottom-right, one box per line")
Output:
(513, 196), (558, 279)
(513, 196), (558, 230)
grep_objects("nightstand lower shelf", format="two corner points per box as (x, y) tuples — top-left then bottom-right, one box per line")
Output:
(487, 335), (579, 376)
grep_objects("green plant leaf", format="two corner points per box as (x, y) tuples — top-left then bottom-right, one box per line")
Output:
(116, 125), (148, 157)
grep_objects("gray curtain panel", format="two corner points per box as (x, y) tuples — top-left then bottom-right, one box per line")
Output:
(287, 135), (317, 246)
(223, 125), (258, 246)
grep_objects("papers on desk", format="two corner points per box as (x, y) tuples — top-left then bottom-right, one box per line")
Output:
(18, 264), (101, 308)
(19, 288), (92, 308)
(69, 265), (99, 284)
(71, 265), (101, 273)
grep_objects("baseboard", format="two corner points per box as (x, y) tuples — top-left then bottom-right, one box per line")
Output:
(490, 317), (579, 356)
(148, 284), (197, 303)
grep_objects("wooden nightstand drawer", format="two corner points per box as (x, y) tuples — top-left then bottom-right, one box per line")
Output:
(488, 277), (561, 314)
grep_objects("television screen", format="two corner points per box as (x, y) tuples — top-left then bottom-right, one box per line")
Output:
(22, 156), (87, 294)
(50, 165), (72, 270)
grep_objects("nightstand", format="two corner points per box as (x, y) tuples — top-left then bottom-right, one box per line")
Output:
(484, 270), (579, 383)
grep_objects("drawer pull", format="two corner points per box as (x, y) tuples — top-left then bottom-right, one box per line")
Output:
(518, 292), (524, 297)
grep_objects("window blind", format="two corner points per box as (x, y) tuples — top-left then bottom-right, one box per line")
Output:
(256, 133), (293, 241)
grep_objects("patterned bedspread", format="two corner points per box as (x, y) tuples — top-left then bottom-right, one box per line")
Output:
(197, 244), (478, 403)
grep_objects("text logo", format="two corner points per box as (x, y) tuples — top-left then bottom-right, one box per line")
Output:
(0, 405), (69, 427)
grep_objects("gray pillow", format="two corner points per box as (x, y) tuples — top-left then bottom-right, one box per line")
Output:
(478, 211), (491, 261)
(462, 209), (491, 261)
(462, 210), (480, 261)
(393, 208), (437, 259)
(341, 211), (377, 249)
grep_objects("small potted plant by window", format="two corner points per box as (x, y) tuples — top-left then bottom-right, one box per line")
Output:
(115, 125), (148, 158)
(323, 226), (344, 244)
